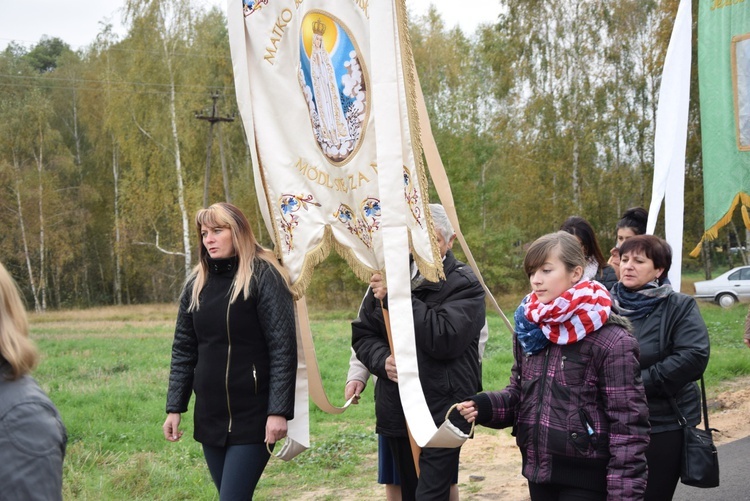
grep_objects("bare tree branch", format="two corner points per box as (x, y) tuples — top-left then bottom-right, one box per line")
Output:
(133, 231), (186, 257)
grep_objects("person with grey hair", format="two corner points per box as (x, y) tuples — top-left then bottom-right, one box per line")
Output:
(429, 203), (455, 242)
(352, 203), (486, 500)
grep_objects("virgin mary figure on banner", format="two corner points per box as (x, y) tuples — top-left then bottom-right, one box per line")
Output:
(306, 18), (354, 159)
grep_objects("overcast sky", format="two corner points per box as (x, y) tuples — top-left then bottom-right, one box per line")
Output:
(0, 0), (501, 51)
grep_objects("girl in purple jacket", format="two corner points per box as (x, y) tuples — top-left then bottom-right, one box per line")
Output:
(459, 231), (650, 501)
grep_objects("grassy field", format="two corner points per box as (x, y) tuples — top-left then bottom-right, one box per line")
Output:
(28, 297), (750, 500)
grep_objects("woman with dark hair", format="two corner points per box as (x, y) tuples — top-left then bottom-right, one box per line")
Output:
(609, 207), (649, 280)
(163, 202), (297, 499)
(611, 235), (710, 501)
(560, 216), (617, 290)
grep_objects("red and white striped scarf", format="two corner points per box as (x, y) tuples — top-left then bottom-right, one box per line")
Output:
(524, 280), (612, 345)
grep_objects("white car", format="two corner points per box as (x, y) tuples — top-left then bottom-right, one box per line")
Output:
(694, 266), (750, 308)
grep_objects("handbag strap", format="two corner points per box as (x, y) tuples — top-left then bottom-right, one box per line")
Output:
(699, 376), (710, 431)
(659, 294), (712, 432)
(669, 375), (710, 431)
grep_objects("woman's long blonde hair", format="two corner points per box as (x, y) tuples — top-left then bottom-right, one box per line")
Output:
(0, 261), (38, 379)
(188, 202), (291, 311)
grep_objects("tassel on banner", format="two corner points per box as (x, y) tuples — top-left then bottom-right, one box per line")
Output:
(690, 192), (750, 257)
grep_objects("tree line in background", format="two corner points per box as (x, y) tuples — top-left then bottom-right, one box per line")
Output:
(0, 0), (739, 312)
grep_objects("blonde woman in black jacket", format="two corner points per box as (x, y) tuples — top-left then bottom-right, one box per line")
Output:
(164, 202), (297, 500)
(611, 235), (710, 501)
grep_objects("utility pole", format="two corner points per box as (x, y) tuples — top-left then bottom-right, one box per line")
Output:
(195, 92), (235, 207)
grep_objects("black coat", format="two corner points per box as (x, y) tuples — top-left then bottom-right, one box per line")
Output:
(596, 265), (618, 291)
(628, 292), (710, 433)
(352, 251), (486, 438)
(166, 257), (296, 446)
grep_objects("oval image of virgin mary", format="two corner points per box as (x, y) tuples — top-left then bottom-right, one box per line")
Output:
(298, 12), (368, 165)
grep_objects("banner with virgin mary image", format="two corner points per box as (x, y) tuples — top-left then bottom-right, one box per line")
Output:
(228, 0), (461, 451)
(228, 0), (444, 296)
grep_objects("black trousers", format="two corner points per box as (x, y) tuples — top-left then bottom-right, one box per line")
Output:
(644, 429), (683, 501)
(527, 482), (606, 501)
(388, 436), (460, 501)
(202, 443), (271, 501)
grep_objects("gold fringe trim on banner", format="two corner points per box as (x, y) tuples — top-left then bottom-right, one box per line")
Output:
(394, 0), (445, 281)
(285, 224), (445, 299)
(330, 237), (379, 285)
(409, 231), (443, 284)
(689, 192), (750, 257)
(287, 225), (334, 300)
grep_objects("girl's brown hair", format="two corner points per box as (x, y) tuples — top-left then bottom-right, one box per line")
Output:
(523, 231), (586, 277)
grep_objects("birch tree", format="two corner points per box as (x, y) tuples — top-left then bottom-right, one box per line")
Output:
(122, 0), (200, 279)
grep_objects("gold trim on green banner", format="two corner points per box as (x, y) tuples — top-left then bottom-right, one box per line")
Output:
(690, 192), (750, 257)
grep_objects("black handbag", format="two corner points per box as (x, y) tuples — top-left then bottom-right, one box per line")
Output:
(669, 377), (720, 488)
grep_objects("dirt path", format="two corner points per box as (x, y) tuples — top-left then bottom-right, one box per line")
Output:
(455, 376), (750, 500)
(302, 377), (750, 500)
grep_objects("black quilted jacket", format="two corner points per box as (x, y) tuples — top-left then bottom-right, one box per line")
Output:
(166, 256), (296, 446)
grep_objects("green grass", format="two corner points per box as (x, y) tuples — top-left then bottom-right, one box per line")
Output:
(28, 300), (750, 499)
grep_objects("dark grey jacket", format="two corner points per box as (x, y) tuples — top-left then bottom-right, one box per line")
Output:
(627, 292), (710, 433)
(0, 363), (67, 501)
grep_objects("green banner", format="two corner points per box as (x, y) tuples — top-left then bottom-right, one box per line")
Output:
(694, 0), (750, 255)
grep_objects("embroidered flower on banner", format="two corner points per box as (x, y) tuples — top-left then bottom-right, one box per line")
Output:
(279, 194), (321, 254)
(333, 197), (381, 249)
(403, 167), (423, 228)
(242, 0), (268, 17)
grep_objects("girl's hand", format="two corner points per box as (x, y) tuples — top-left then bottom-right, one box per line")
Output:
(456, 401), (478, 423)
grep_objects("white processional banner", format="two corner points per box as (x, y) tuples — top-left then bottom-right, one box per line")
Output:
(228, 0), (456, 451)
(228, 0), (443, 296)
(647, 0), (691, 292)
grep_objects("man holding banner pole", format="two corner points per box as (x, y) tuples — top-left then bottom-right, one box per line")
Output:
(352, 204), (485, 501)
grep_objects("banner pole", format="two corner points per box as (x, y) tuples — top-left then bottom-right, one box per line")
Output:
(381, 302), (421, 476)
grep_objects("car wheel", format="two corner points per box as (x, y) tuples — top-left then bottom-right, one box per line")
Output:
(717, 293), (737, 308)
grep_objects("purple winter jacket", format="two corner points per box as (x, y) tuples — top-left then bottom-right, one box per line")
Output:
(471, 316), (649, 500)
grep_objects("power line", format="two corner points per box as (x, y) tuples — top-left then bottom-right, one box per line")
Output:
(0, 72), (233, 92)
(0, 37), (233, 60)
(0, 81), (234, 97)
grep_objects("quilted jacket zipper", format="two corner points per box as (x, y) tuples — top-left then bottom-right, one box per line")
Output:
(532, 347), (551, 481)
(225, 301), (233, 433)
